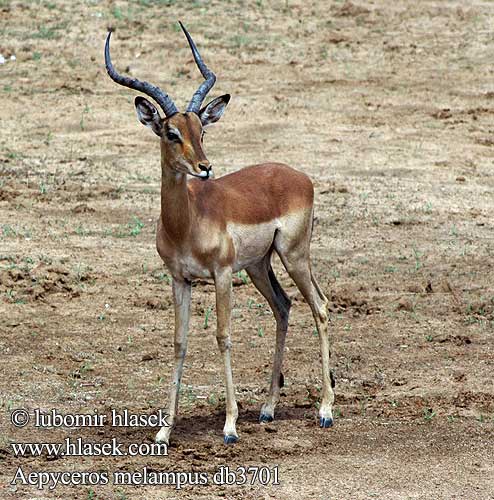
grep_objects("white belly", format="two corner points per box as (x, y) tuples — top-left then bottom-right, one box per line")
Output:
(228, 219), (280, 272)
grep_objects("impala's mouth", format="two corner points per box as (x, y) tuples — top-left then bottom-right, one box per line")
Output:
(175, 162), (212, 180)
(192, 169), (211, 180)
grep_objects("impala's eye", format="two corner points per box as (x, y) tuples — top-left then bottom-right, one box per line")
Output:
(166, 130), (181, 143)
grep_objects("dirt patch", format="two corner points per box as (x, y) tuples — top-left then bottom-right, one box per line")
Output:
(327, 288), (379, 316)
(0, 260), (94, 303)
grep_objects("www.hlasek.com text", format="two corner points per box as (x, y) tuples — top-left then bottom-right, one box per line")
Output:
(11, 437), (168, 458)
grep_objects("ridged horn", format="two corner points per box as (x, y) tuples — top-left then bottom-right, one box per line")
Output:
(104, 31), (178, 117)
(179, 21), (217, 113)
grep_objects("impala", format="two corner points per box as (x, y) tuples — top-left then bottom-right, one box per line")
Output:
(104, 22), (334, 445)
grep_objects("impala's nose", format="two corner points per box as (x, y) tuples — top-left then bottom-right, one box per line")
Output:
(198, 162), (212, 179)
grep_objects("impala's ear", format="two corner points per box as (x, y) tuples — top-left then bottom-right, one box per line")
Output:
(135, 96), (163, 136)
(199, 94), (230, 127)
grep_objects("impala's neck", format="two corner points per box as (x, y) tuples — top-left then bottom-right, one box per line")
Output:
(160, 157), (191, 244)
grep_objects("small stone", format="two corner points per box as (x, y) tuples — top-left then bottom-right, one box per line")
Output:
(396, 297), (414, 311)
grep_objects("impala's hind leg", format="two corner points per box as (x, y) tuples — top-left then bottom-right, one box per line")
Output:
(275, 235), (334, 428)
(246, 254), (291, 423)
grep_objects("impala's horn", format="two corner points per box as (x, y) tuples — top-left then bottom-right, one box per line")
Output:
(104, 31), (178, 117)
(179, 21), (217, 114)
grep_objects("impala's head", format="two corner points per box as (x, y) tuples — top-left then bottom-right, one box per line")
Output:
(104, 22), (229, 180)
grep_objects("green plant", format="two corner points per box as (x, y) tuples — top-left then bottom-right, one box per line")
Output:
(236, 270), (248, 284)
(203, 306), (212, 329)
(75, 225), (88, 236)
(359, 397), (368, 416)
(111, 5), (124, 20)
(129, 217), (144, 236)
(231, 34), (250, 48)
(115, 217), (144, 238)
(152, 270), (171, 284)
(80, 104), (90, 131)
(1, 225), (18, 238)
(79, 361), (94, 375)
(423, 408), (436, 421)
(74, 263), (91, 282)
(33, 26), (58, 40)
(247, 298), (255, 309)
(412, 247), (424, 272)
(180, 385), (196, 405)
(330, 269), (340, 279)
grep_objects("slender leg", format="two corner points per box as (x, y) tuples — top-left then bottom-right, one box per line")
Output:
(246, 255), (291, 423)
(310, 272), (334, 428)
(214, 267), (239, 444)
(155, 278), (191, 444)
(277, 246), (334, 428)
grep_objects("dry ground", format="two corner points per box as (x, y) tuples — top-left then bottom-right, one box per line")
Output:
(1, 0), (494, 499)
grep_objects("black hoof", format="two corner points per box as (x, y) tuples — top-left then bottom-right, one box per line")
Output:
(224, 435), (238, 445)
(330, 371), (336, 388)
(259, 413), (274, 423)
(319, 416), (334, 428)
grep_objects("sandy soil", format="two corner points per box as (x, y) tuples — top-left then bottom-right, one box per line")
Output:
(1, 0), (493, 498)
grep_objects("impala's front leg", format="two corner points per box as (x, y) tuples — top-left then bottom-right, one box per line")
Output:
(214, 267), (239, 444)
(156, 278), (191, 444)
